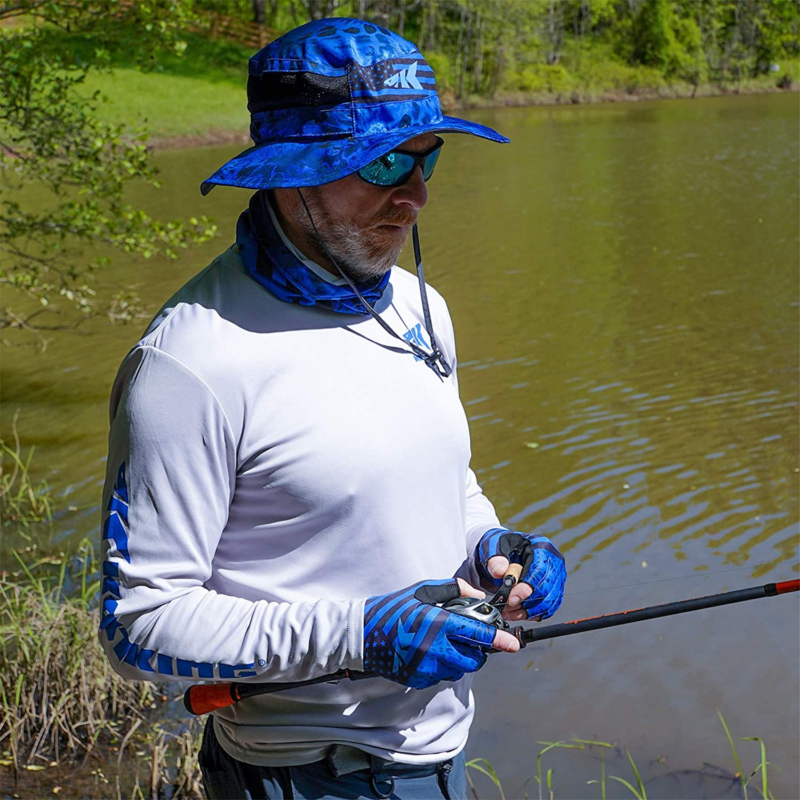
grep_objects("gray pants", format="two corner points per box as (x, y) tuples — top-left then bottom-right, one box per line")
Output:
(199, 718), (467, 800)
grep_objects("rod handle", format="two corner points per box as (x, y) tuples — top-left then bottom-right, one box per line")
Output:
(490, 563), (524, 607)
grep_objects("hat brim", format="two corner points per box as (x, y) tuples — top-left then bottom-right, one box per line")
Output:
(200, 116), (509, 195)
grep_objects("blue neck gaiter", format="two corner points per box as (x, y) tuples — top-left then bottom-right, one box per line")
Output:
(236, 191), (389, 315)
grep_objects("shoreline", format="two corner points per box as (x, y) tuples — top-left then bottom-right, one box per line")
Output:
(146, 82), (798, 151)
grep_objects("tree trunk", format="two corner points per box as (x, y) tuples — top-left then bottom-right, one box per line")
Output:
(397, 0), (405, 36)
(424, 0), (436, 51)
(490, 43), (505, 97)
(454, 3), (465, 88)
(300, 0), (338, 20)
(546, 0), (564, 66)
(473, 12), (483, 94)
(457, 9), (472, 99)
(252, 0), (266, 24)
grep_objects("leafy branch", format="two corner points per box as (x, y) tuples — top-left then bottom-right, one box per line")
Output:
(0, 1), (218, 340)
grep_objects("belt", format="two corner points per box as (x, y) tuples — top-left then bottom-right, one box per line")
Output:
(326, 745), (454, 799)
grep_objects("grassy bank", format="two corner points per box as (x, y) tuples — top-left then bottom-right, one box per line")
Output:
(0, 541), (203, 798)
(65, 31), (799, 149)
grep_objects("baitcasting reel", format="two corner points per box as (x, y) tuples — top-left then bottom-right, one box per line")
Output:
(441, 596), (508, 629)
(440, 561), (524, 630)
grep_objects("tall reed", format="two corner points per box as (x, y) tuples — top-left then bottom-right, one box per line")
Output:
(0, 541), (157, 770)
(0, 413), (52, 530)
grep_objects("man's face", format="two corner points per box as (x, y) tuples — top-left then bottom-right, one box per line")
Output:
(276, 132), (438, 283)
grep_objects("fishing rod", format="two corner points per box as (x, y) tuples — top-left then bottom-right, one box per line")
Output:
(515, 577), (798, 645)
(183, 577), (798, 717)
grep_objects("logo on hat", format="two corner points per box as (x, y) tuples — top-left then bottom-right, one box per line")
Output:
(383, 61), (423, 91)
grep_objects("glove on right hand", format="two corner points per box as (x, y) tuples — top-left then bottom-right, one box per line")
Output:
(363, 579), (496, 689)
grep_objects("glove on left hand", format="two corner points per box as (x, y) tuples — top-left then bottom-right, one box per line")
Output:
(363, 579), (496, 689)
(476, 528), (566, 620)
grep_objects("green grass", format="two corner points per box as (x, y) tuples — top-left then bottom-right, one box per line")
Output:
(718, 709), (781, 800)
(83, 67), (248, 139)
(68, 31), (251, 139)
(0, 541), (156, 770)
(0, 412), (53, 533)
(0, 542), (204, 798)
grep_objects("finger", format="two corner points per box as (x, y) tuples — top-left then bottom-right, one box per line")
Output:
(501, 607), (528, 622)
(505, 582), (533, 609)
(492, 629), (520, 653)
(487, 555), (509, 579)
(448, 640), (489, 673)
(446, 613), (497, 650)
(522, 569), (564, 619)
(455, 578), (486, 600)
(414, 579), (461, 606)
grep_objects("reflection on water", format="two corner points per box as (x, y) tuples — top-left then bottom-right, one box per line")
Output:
(1, 93), (798, 797)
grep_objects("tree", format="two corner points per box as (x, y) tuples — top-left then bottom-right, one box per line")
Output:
(299, 0), (344, 20)
(252, 0), (267, 23)
(0, 1), (217, 343)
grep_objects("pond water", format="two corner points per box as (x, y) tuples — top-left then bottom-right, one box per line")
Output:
(2, 92), (798, 798)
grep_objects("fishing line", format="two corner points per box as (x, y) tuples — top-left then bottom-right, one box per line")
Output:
(562, 558), (800, 598)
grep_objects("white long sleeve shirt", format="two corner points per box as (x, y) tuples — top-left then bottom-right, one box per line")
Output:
(100, 243), (502, 766)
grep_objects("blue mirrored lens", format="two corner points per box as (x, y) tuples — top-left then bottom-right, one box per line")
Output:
(358, 152), (415, 186)
(421, 147), (440, 181)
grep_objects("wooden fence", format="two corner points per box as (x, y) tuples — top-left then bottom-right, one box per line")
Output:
(197, 10), (279, 51)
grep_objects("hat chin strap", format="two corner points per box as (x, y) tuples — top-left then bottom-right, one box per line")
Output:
(296, 189), (452, 379)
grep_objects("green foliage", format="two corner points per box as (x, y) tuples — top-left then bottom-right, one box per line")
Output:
(0, 540), (205, 795)
(0, 540), (152, 769)
(718, 709), (781, 800)
(0, 414), (52, 530)
(0, 1), (218, 339)
(466, 757), (506, 800)
(511, 64), (576, 94)
(423, 51), (455, 94)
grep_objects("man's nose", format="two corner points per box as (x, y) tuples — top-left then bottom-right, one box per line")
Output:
(392, 165), (428, 211)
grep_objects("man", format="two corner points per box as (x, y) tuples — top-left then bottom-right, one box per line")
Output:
(99, 18), (567, 800)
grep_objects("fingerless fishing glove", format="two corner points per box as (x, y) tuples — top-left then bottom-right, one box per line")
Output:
(363, 579), (496, 689)
(476, 529), (566, 620)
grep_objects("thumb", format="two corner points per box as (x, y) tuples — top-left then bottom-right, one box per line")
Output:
(455, 577), (487, 600)
(492, 629), (520, 653)
(487, 555), (510, 579)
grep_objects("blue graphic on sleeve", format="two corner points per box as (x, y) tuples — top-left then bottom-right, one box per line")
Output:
(103, 464), (130, 562)
(100, 461), (258, 680)
(363, 579), (495, 689)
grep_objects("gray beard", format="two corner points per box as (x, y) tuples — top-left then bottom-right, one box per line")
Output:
(291, 197), (405, 284)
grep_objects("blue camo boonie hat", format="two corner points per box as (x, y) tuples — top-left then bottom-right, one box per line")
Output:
(200, 17), (509, 194)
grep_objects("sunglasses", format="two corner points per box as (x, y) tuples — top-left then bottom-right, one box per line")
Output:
(356, 137), (444, 188)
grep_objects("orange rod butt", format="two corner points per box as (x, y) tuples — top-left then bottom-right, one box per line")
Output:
(184, 683), (239, 716)
(775, 579), (800, 595)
